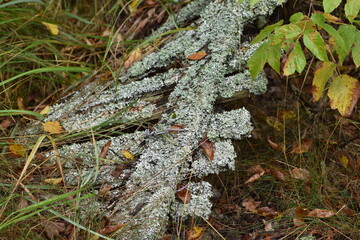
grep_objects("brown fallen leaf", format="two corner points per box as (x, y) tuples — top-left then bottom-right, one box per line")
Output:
(248, 165), (265, 174)
(187, 51), (207, 60)
(177, 184), (191, 204)
(186, 226), (204, 240)
(168, 124), (185, 134)
(291, 139), (313, 154)
(99, 141), (111, 159)
(1, 118), (13, 130)
(294, 207), (308, 227)
(124, 48), (142, 69)
(17, 97), (25, 110)
(200, 137), (214, 161)
(98, 222), (125, 234)
(244, 172), (264, 184)
(256, 207), (277, 217)
(98, 183), (112, 197)
(242, 196), (261, 212)
(112, 163), (126, 178)
(291, 168), (310, 180)
(307, 209), (335, 218)
(267, 138), (283, 151)
(43, 121), (64, 134)
(43, 221), (66, 239)
(271, 169), (286, 182)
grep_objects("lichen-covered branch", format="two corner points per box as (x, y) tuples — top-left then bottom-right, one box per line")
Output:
(22, 0), (285, 239)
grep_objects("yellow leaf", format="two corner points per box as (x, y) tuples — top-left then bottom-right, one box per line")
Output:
(44, 178), (63, 185)
(9, 142), (25, 157)
(328, 74), (360, 117)
(186, 226), (204, 240)
(43, 121), (64, 134)
(124, 48), (142, 69)
(312, 62), (336, 102)
(40, 22), (59, 35)
(339, 153), (349, 168)
(40, 106), (50, 115)
(279, 110), (296, 119)
(17, 97), (25, 110)
(266, 116), (283, 131)
(129, 0), (141, 13)
(121, 149), (135, 160)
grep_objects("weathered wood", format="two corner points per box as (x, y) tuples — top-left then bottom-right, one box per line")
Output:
(20, 0), (284, 239)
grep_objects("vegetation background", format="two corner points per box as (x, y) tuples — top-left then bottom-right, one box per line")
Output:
(0, 0), (359, 239)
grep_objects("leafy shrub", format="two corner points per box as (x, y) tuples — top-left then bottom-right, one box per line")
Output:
(248, 0), (360, 117)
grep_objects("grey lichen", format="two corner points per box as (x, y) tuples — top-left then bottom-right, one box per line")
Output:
(25, 0), (286, 239)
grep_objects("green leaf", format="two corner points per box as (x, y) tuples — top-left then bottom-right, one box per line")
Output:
(345, 0), (360, 22)
(323, 0), (342, 13)
(251, 20), (284, 45)
(283, 41), (306, 76)
(275, 24), (303, 39)
(303, 31), (328, 61)
(250, 0), (261, 7)
(267, 43), (281, 74)
(248, 41), (269, 80)
(328, 75), (360, 117)
(311, 13), (348, 65)
(312, 62), (336, 102)
(290, 12), (306, 23)
(351, 31), (360, 67)
(338, 24), (356, 50)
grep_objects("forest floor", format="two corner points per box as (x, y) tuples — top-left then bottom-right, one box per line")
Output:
(0, 0), (359, 239)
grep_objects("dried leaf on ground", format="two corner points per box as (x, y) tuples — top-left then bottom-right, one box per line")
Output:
(267, 138), (283, 151)
(112, 163), (126, 178)
(44, 221), (65, 239)
(271, 169), (286, 182)
(98, 222), (125, 234)
(265, 116), (283, 131)
(98, 183), (112, 197)
(186, 226), (204, 240)
(99, 141), (111, 159)
(256, 207), (278, 217)
(307, 209), (335, 218)
(1, 118), (13, 130)
(339, 152), (350, 168)
(294, 207), (308, 227)
(279, 110), (296, 119)
(168, 124), (185, 133)
(17, 97), (25, 110)
(245, 172), (265, 184)
(8, 141), (25, 157)
(17, 198), (28, 210)
(124, 48), (142, 69)
(291, 139), (312, 154)
(121, 149), (135, 160)
(43, 121), (64, 134)
(248, 165), (266, 174)
(242, 196), (261, 212)
(41, 22), (59, 35)
(188, 51), (207, 60)
(177, 184), (191, 204)
(200, 137), (214, 161)
(40, 105), (50, 115)
(44, 178), (63, 185)
(291, 168), (310, 180)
